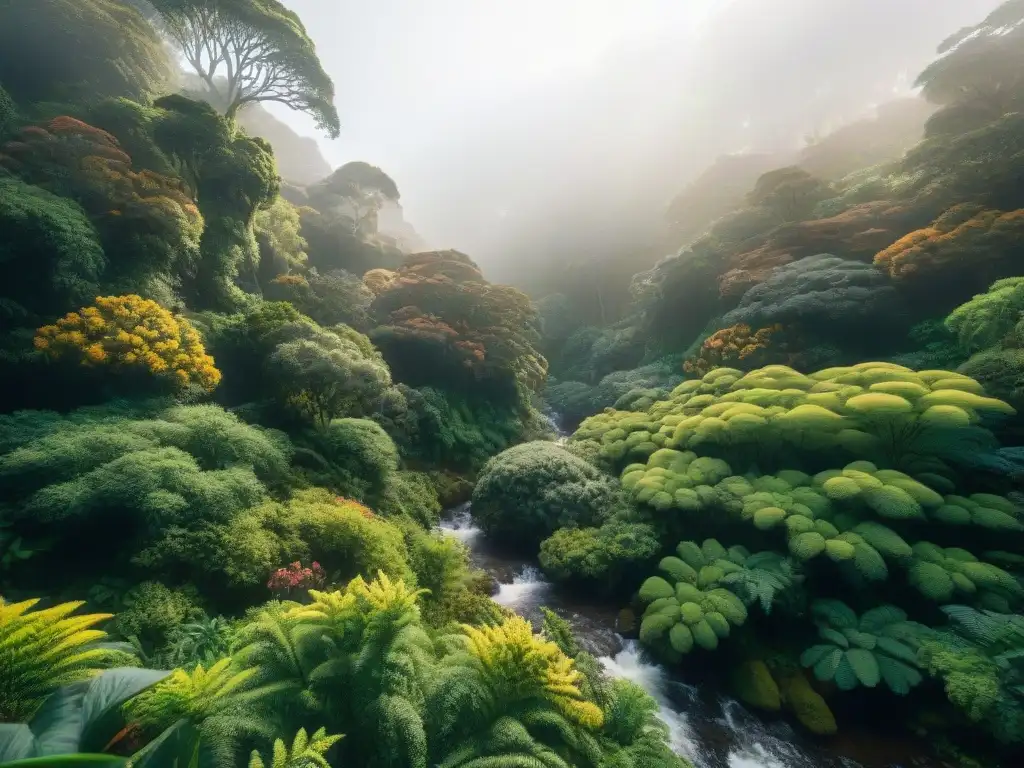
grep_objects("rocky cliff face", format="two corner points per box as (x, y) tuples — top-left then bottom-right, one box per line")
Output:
(237, 103), (333, 187)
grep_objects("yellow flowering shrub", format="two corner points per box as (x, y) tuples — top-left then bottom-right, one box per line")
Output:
(34, 295), (221, 391)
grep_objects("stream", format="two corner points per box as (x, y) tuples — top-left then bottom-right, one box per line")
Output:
(439, 503), (944, 768)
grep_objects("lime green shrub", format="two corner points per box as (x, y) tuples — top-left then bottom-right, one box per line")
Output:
(635, 539), (796, 660)
(577, 361), (1024, 736)
(576, 363), (1015, 476)
(588, 364), (1022, 609)
(294, 417), (400, 502)
(538, 521), (661, 593)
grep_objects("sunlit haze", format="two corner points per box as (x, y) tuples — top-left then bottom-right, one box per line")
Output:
(265, 1), (997, 280)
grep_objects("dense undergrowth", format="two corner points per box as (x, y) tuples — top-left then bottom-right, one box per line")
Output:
(3, 1), (1024, 767)
(0, 1), (655, 766)
(490, 2), (1024, 765)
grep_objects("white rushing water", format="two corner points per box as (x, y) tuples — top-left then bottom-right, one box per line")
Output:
(598, 640), (832, 768)
(599, 639), (702, 761)
(438, 506), (867, 768)
(493, 564), (551, 608)
(438, 504), (481, 547)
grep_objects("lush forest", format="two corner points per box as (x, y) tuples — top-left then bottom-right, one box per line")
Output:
(1, 1), (1024, 767)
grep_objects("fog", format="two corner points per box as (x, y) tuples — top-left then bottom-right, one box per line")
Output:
(275, 0), (1001, 286)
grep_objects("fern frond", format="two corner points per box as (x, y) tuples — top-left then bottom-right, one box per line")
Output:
(457, 616), (602, 729)
(803, 600), (924, 695)
(248, 727), (342, 768)
(0, 597), (116, 721)
(942, 605), (1024, 648)
(234, 607), (330, 709)
(540, 608), (579, 659)
(124, 658), (266, 732)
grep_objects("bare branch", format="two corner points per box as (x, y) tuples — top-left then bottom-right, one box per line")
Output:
(150, 0), (339, 136)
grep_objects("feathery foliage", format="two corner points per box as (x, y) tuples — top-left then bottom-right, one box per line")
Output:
(248, 727), (343, 768)
(0, 599), (116, 722)
(920, 605), (1024, 743)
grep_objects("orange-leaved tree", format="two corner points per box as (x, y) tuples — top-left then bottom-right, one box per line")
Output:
(0, 116), (203, 292)
(683, 323), (793, 379)
(874, 205), (1024, 297)
(34, 295), (220, 392)
(368, 250), (547, 402)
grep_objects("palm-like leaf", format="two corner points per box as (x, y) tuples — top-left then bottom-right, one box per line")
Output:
(0, 599), (118, 723)
(801, 599), (927, 694)
(248, 727), (342, 768)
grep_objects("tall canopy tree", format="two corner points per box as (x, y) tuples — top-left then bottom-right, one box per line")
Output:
(307, 162), (401, 237)
(143, 0), (340, 137)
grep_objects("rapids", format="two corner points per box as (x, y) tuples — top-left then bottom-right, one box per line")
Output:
(439, 503), (941, 768)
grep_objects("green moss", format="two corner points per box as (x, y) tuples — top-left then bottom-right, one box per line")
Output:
(733, 660), (782, 712)
(780, 671), (837, 735)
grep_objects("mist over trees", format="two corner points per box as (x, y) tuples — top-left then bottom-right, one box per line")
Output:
(4, 2), (1024, 767)
(392, 0), (1000, 294)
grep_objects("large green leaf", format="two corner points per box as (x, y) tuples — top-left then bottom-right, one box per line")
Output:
(658, 556), (698, 585)
(0, 669), (172, 763)
(874, 636), (919, 666)
(811, 599), (857, 629)
(29, 681), (90, 756)
(857, 605), (907, 633)
(845, 648), (881, 688)
(2, 755), (127, 766)
(0, 724), (36, 763)
(799, 644), (834, 668)
(842, 629), (877, 650)
(79, 669), (172, 753)
(638, 576), (675, 602)
(877, 656), (923, 695)
(818, 628), (849, 649)
(832, 654), (859, 691)
(811, 648), (843, 682)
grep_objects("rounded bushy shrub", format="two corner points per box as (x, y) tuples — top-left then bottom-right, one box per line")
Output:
(471, 441), (621, 550)
(538, 521), (661, 594)
(113, 581), (204, 651)
(297, 417), (400, 501)
(722, 254), (908, 354)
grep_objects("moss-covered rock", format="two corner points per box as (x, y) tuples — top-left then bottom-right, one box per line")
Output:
(779, 670), (838, 735)
(733, 660), (782, 712)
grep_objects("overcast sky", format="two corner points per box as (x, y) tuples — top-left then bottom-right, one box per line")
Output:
(277, 0), (713, 166)
(268, 0), (999, 275)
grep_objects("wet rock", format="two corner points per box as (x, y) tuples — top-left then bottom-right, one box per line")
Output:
(466, 569), (501, 597)
(482, 574), (501, 596)
(616, 608), (637, 636)
(577, 629), (623, 658)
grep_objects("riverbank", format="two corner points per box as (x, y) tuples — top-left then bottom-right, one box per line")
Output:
(440, 504), (951, 768)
